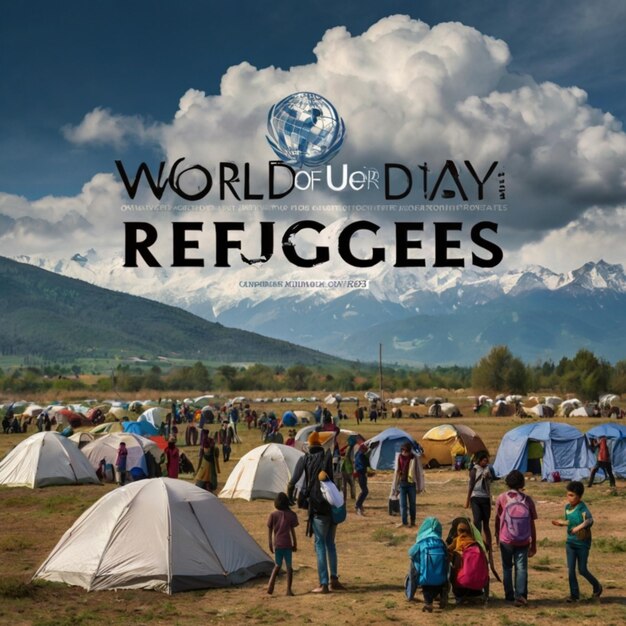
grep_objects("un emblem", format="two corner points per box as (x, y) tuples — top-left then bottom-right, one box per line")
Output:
(266, 92), (346, 168)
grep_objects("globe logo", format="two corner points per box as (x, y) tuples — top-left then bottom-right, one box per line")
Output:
(266, 92), (346, 168)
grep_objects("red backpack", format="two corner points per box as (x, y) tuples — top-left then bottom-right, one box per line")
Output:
(456, 543), (489, 590)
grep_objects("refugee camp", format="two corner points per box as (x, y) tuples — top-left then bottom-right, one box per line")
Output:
(1, 386), (624, 625)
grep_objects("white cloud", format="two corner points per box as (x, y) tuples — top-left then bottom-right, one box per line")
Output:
(506, 206), (626, 272)
(62, 107), (162, 147)
(10, 15), (626, 274)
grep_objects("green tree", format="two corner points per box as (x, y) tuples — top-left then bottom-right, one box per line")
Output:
(471, 345), (528, 393)
(286, 365), (312, 391)
(190, 361), (211, 390)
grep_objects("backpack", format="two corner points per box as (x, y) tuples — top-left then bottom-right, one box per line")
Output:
(297, 451), (329, 512)
(416, 537), (448, 587)
(456, 543), (489, 591)
(501, 492), (532, 544)
(331, 503), (347, 524)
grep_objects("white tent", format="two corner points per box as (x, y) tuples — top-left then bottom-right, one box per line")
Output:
(570, 406), (594, 417)
(138, 406), (168, 428)
(0, 432), (100, 488)
(69, 432), (95, 449)
(428, 402), (461, 417)
(82, 433), (160, 476)
(219, 443), (304, 501)
(33, 478), (273, 593)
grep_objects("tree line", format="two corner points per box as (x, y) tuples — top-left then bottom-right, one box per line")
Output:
(0, 346), (624, 402)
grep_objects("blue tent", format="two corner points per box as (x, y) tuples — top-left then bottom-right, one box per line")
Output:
(281, 411), (297, 427)
(123, 420), (159, 437)
(366, 427), (416, 470)
(493, 422), (594, 482)
(587, 423), (626, 478)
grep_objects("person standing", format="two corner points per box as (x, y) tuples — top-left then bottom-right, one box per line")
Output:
(391, 442), (425, 528)
(340, 435), (357, 502)
(466, 451), (497, 548)
(551, 480), (602, 602)
(165, 436), (180, 479)
(195, 438), (220, 492)
(495, 470), (537, 607)
(354, 444), (371, 516)
(288, 432), (345, 594)
(115, 441), (128, 486)
(588, 436), (616, 489)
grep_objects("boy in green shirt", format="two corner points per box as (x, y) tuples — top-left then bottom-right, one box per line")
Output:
(551, 481), (602, 602)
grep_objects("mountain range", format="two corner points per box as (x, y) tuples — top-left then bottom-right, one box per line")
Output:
(0, 256), (342, 365)
(13, 252), (626, 365)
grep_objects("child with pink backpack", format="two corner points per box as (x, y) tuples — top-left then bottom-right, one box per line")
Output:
(494, 470), (538, 607)
(447, 517), (490, 605)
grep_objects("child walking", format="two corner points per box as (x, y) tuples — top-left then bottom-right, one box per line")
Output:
(494, 470), (537, 606)
(551, 481), (602, 602)
(267, 492), (299, 596)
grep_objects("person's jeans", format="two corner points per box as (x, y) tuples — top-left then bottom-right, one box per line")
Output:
(399, 482), (416, 525)
(499, 542), (528, 601)
(566, 542), (600, 598)
(355, 473), (368, 509)
(312, 515), (337, 585)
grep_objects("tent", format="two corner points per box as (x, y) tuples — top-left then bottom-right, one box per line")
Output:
(107, 406), (131, 421)
(69, 432), (95, 449)
(427, 402), (461, 417)
(493, 422), (595, 481)
(219, 443), (304, 500)
(527, 404), (555, 418)
(558, 399), (582, 416)
(53, 408), (89, 429)
(138, 407), (168, 428)
(421, 424), (488, 466)
(33, 478), (273, 593)
(123, 420), (159, 437)
(90, 421), (124, 435)
(24, 404), (44, 418)
(570, 406), (595, 417)
(281, 411), (297, 427)
(293, 410), (315, 424)
(365, 428), (416, 470)
(294, 425), (363, 453)
(82, 433), (160, 477)
(0, 432), (100, 488)
(587, 423), (626, 478)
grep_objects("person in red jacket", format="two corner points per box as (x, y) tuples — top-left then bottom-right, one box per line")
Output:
(588, 436), (616, 488)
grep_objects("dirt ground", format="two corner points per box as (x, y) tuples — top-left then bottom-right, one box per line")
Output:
(0, 396), (625, 626)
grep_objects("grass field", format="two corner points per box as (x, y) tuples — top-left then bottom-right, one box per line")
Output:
(0, 394), (625, 626)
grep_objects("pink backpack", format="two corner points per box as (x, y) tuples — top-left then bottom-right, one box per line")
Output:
(456, 543), (489, 590)
(500, 492), (532, 544)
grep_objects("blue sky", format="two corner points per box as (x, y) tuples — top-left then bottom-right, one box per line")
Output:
(2, 0), (625, 199)
(1, 0), (625, 277)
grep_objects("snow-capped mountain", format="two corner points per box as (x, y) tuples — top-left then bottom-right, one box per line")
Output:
(12, 252), (626, 364)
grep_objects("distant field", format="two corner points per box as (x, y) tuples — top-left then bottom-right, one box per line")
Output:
(0, 394), (625, 626)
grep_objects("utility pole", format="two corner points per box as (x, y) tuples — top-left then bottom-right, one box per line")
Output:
(379, 343), (384, 402)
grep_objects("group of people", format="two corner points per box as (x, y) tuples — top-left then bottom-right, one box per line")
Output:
(263, 435), (606, 609)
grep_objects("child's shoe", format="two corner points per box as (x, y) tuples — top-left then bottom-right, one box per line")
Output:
(592, 584), (603, 599)
(565, 596), (579, 603)
(422, 604), (433, 613)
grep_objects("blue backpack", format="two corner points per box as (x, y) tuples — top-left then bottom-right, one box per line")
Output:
(415, 537), (448, 587)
